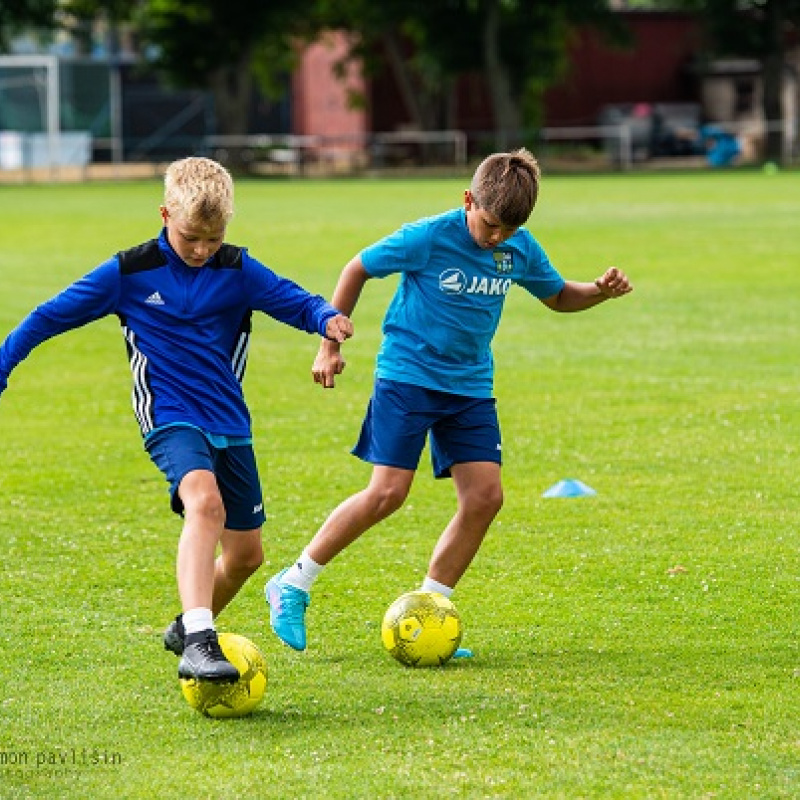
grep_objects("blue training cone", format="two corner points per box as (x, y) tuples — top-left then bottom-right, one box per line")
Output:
(542, 479), (597, 498)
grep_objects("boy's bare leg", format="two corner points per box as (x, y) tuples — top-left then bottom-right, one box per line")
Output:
(212, 528), (264, 616)
(176, 470), (226, 612)
(426, 461), (503, 589)
(307, 465), (416, 564)
(172, 469), (239, 682)
(266, 465), (414, 650)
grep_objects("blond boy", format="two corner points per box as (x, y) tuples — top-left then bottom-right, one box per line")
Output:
(0, 157), (353, 681)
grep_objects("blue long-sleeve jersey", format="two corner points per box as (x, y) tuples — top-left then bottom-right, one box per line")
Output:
(0, 229), (340, 438)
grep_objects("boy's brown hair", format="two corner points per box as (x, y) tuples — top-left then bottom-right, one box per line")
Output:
(163, 157), (234, 228)
(470, 148), (540, 229)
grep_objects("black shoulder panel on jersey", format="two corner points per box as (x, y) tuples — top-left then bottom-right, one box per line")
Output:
(118, 240), (167, 275)
(213, 244), (243, 270)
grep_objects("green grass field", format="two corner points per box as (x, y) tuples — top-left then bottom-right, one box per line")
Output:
(0, 169), (798, 799)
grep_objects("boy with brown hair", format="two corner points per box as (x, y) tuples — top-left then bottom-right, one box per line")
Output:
(265, 148), (631, 652)
(0, 157), (353, 681)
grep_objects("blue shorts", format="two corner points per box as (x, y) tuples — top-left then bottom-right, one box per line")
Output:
(352, 378), (502, 478)
(145, 426), (266, 530)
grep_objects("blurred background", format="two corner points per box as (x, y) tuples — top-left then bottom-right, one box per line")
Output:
(0, 0), (797, 179)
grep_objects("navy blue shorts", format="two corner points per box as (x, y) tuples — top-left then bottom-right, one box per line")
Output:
(145, 426), (266, 530)
(352, 378), (502, 478)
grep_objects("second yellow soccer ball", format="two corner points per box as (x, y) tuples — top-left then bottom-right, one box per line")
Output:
(381, 591), (463, 667)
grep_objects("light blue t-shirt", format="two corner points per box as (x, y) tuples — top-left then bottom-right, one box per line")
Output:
(361, 208), (565, 397)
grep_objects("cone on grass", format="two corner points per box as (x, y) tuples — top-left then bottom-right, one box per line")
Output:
(542, 479), (597, 498)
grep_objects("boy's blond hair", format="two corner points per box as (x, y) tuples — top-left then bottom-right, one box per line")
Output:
(470, 148), (540, 228)
(163, 157), (234, 228)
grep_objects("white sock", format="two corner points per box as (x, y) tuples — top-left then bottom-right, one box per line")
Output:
(421, 577), (454, 598)
(182, 607), (214, 635)
(282, 550), (324, 593)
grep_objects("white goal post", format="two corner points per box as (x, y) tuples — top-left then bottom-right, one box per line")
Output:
(0, 54), (123, 174)
(0, 55), (60, 171)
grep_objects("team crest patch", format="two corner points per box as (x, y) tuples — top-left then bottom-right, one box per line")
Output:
(493, 251), (514, 274)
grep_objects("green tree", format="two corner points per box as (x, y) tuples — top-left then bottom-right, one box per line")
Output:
(317, 0), (626, 148)
(3, 0), (324, 166)
(474, 0), (626, 148)
(134, 0), (302, 145)
(0, 0), (58, 51)
(54, 0), (304, 162)
(312, 0), (460, 133)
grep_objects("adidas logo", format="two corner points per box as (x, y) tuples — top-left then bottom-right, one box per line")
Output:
(145, 291), (165, 306)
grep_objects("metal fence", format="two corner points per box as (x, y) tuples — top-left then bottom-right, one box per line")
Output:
(0, 53), (796, 180)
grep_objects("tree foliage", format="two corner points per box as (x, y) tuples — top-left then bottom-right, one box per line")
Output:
(316, 0), (626, 146)
(0, 0), (58, 51)
(130, 0), (310, 145)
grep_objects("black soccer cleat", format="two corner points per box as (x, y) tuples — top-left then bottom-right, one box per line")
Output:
(178, 630), (240, 684)
(163, 614), (185, 656)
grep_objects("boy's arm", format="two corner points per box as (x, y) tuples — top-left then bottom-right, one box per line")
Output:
(541, 267), (632, 312)
(313, 255), (371, 389)
(0, 262), (119, 399)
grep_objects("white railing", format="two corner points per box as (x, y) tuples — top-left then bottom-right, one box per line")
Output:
(1, 122), (797, 179)
(539, 124), (634, 170)
(203, 129), (468, 172)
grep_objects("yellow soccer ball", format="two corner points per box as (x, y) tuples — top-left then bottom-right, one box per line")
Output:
(180, 632), (267, 718)
(381, 591), (463, 667)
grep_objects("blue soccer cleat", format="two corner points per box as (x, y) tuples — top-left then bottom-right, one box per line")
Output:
(265, 569), (310, 651)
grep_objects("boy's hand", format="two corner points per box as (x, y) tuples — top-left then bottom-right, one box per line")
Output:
(594, 267), (632, 299)
(325, 314), (354, 343)
(313, 339), (347, 389)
